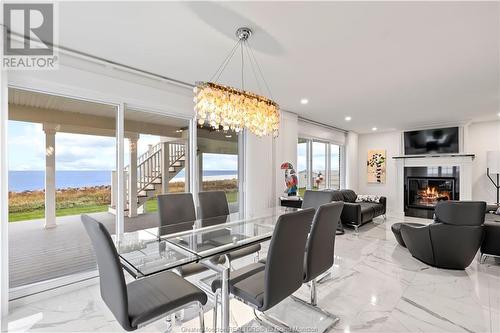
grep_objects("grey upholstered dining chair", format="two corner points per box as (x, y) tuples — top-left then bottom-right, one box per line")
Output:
(302, 201), (344, 306)
(157, 192), (225, 276)
(81, 214), (207, 332)
(302, 190), (345, 234)
(211, 208), (316, 331)
(198, 191), (261, 262)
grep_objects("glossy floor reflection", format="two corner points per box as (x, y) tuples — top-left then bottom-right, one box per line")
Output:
(6, 214), (500, 332)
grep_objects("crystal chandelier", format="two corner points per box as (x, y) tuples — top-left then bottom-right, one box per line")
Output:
(194, 27), (280, 137)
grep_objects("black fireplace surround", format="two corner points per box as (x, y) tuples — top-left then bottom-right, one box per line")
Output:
(404, 167), (460, 218)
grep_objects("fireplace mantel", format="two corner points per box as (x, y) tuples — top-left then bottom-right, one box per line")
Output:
(394, 154), (474, 214)
(392, 153), (475, 160)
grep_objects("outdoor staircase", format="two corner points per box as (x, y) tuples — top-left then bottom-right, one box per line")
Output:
(109, 142), (186, 215)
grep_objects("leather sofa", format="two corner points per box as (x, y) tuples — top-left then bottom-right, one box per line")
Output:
(322, 189), (387, 230)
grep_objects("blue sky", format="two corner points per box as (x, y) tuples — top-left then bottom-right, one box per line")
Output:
(8, 121), (237, 171)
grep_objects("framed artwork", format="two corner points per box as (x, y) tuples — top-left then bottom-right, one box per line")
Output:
(367, 150), (386, 183)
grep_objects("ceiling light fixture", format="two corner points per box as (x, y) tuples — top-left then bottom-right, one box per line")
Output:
(497, 112), (500, 117)
(372, 127), (378, 131)
(300, 98), (309, 105)
(345, 116), (352, 121)
(194, 27), (280, 137)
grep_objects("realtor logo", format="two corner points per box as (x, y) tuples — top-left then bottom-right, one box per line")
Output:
(2, 3), (58, 69)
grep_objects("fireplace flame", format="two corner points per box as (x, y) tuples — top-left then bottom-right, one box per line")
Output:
(417, 186), (451, 205)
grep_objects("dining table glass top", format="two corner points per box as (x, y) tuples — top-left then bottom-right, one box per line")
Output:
(114, 206), (295, 278)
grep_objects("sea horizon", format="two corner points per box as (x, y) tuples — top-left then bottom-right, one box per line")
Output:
(8, 170), (238, 192)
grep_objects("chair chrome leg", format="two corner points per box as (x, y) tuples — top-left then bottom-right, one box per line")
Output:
(290, 295), (340, 333)
(354, 225), (359, 234)
(316, 270), (332, 284)
(254, 250), (260, 263)
(198, 303), (205, 333)
(310, 279), (318, 307)
(253, 308), (298, 333)
(479, 253), (487, 264)
(213, 291), (218, 332)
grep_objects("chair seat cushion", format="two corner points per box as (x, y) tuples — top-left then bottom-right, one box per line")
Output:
(226, 244), (262, 261)
(231, 270), (265, 309)
(391, 222), (425, 247)
(127, 271), (207, 328)
(211, 262), (266, 292)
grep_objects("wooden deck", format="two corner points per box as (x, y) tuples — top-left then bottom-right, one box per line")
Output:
(9, 212), (159, 288)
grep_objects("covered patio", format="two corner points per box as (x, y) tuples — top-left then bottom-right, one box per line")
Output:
(8, 212), (159, 288)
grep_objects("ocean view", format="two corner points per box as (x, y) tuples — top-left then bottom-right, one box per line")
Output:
(8, 170), (238, 192)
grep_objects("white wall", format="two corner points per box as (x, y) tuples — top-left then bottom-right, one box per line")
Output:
(245, 134), (274, 213)
(345, 132), (359, 191)
(357, 131), (401, 212)
(273, 111), (298, 200)
(468, 120), (500, 204)
(357, 121), (500, 212)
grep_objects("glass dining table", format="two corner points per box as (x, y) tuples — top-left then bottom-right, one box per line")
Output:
(113, 206), (295, 332)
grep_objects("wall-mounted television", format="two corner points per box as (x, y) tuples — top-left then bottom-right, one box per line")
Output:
(404, 127), (459, 155)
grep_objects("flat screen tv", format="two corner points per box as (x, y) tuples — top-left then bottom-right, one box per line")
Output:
(404, 127), (459, 155)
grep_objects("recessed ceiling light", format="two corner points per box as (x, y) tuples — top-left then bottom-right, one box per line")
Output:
(372, 127), (378, 131)
(345, 116), (352, 121)
(225, 135), (232, 138)
(497, 112), (500, 117)
(300, 98), (309, 105)
(175, 129), (183, 133)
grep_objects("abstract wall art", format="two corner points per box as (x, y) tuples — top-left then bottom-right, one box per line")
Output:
(367, 150), (386, 183)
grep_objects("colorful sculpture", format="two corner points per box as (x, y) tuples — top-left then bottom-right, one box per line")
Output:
(280, 162), (298, 197)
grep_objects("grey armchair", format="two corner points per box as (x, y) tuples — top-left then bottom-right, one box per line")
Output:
(81, 215), (207, 332)
(401, 201), (486, 269)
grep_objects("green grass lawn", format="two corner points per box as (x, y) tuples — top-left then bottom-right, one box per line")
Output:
(9, 191), (240, 222)
(9, 204), (109, 222)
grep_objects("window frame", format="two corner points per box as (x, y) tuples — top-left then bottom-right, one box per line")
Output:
(297, 137), (345, 192)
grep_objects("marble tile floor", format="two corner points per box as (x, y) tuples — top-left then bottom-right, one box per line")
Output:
(4, 214), (500, 333)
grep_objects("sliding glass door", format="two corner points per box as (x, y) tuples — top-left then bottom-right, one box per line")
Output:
(8, 87), (117, 289)
(312, 141), (327, 190)
(330, 144), (341, 190)
(297, 138), (344, 193)
(197, 125), (239, 212)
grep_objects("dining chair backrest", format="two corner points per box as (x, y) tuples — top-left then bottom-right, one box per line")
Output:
(157, 193), (196, 233)
(304, 201), (344, 282)
(81, 214), (132, 331)
(198, 191), (230, 219)
(302, 190), (336, 210)
(262, 208), (315, 311)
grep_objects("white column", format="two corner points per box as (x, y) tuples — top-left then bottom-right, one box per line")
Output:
(116, 103), (125, 236)
(128, 136), (138, 217)
(161, 142), (169, 194)
(43, 125), (57, 229)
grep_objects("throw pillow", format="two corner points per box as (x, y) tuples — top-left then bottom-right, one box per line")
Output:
(356, 194), (381, 203)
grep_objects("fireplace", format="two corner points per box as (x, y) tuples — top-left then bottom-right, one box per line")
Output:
(404, 167), (460, 218)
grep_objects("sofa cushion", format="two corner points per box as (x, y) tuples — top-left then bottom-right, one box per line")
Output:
(359, 202), (375, 222)
(340, 189), (357, 203)
(323, 189), (344, 202)
(361, 202), (385, 216)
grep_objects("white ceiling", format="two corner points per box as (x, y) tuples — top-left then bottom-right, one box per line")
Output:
(54, 1), (499, 133)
